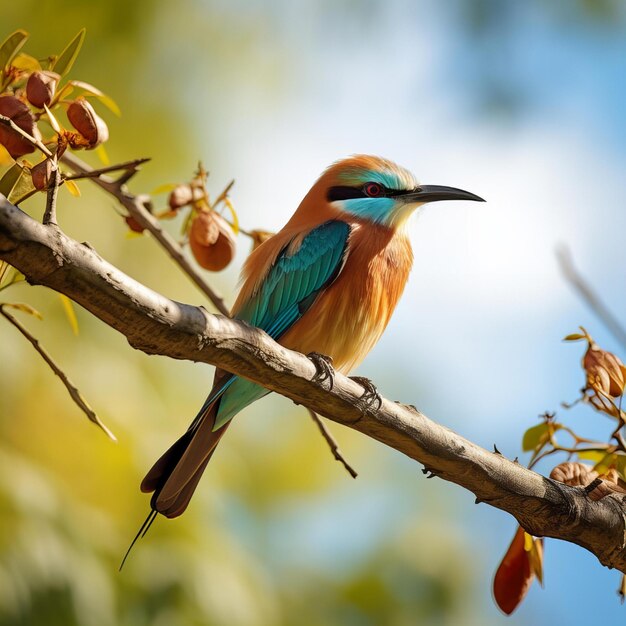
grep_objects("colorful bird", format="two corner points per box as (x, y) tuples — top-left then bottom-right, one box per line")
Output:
(138, 154), (483, 532)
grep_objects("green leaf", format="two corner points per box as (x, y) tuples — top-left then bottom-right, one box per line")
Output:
(51, 28), (85, 78)
(58, 294), (79, 335)
(522, 422), (550, 452)
(0, 30), (29, 71)
(0, 164), (24, 196)
(6, 166), (36, 205)
(3, 302), (43, 319)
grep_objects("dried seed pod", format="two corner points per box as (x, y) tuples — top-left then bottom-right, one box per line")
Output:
(124, 215), (145, 233)
(0, 95), (41, 158)
(549, 462), (596, 488)
(31, 159), (53, 190)
(168, 184), (203, 210)
(583, 342), (626, 397)
(26, 71), (60, 108)
(67, 98), (109, 149)
(189, 210), (236, 271)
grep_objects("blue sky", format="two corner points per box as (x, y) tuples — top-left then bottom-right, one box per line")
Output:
(144, 1), (626, 621)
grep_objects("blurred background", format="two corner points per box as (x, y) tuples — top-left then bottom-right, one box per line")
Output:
(2, 1), (626, 624)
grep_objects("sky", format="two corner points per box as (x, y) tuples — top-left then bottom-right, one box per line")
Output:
(151, 1), (626, 621)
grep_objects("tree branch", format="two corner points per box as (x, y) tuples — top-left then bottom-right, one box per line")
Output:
(2, 193), (626, 573)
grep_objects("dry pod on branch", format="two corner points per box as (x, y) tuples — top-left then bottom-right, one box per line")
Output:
(0, 95), (41, 158)
(168, 184), (203, 210)
(30, 159), (53, 190)
(583, 342), (626, 398)
(67, 98), (108, 149)
(26, 71), (60, 108)
(189, 210), (236, 271)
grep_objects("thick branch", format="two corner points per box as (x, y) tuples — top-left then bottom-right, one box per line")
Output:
(2, 193), (626, 573)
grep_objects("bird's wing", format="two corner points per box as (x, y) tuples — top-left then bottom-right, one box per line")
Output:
(208, 219), (351, 429)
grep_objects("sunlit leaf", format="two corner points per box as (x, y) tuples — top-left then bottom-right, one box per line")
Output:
(563, 333), (586, 342)
(11, 53), (41, 72)
(69, 80), (121, 116)
(223, 197), (239, 235)
(52, 28), (85, 78)
(524, 533), (544, 587)
(0, 30), (29, 72)
(2, 302), (43, 319)
(522, 422), (550, 452)
(577, 449), (609, 465)
(43, 104), (62, 134)
(64, 179), (81, 197)
(493, 526), (535, 615)
(0, 144), (13, 166)
(593, 452), (617, 475)
(58, 294), (79, 335)
(7, 166), (36, 205)
(94, 144), (110, 166)
(152, 183), (178, 195)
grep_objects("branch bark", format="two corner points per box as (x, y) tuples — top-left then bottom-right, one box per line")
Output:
(2, 193), (626, 573)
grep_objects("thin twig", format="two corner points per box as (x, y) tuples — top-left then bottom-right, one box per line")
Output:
(0, 304), (115, 440)
(60, 151), (230, 316)
(308, 408), (358, 478)
(42, 156), (60, 226)
(64, 158), (151, 181)
(557, 245), (626, 350)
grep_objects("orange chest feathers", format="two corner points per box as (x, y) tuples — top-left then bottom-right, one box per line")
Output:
(281, 222), (413, 373)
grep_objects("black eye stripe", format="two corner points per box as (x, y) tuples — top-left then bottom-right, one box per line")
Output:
(327, 184), (412, 202)
(326, 186), (367, 201)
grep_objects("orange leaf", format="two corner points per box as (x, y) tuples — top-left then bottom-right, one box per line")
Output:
(493, 526), (535, 615)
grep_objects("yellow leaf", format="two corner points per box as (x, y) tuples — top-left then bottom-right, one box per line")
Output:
(223, 197), (239, 235)
(58, 294), (79, 335)
(152, 183), (178, 195)
(3, 302), (43, 319)
(94, 144), (110, 166)
(65, 179), (81, 197)
(563, 333), (586, 342)
(0, 144), (13, 166)
(11, 52), (41, 72)
(68, 80), (121, 117)
(43, 104), (62, 134)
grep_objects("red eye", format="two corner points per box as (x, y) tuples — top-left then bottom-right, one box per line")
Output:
(364, 183), (383, 197)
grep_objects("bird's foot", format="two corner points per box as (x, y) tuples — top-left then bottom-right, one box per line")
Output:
(308, 352), (335, 390)
(350, 376), (383, 411)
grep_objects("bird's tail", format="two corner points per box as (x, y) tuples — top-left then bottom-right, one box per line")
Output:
(140, 400), (230, 519)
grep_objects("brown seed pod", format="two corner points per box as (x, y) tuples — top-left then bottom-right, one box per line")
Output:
(124, 215), (145, 233)
(0, 95), (41, 158)
(550, 462), (596, 488)
(189, 210), (236, 271)
(583, 342), (626, 397)
(67, 98), (109, 149)
(26, 71), (60, 108)
(31, 159), (53, 190)
(168, 184), (203, 210)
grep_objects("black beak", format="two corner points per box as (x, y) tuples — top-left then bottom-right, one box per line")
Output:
(401, 185), (485, 204)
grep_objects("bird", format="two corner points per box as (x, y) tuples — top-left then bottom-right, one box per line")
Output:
(132, 154), (483, 548)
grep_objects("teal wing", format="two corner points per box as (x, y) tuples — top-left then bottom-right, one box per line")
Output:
(208, 220), (351, 429)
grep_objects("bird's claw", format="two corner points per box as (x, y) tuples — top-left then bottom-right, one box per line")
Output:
(308, 352), (335, 390)
(350, 376), (383, 411)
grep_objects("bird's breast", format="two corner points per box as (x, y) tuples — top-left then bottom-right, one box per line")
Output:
(280, 222), (413, 373)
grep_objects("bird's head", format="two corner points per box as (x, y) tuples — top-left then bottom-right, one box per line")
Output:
(314, 155), (484, 229)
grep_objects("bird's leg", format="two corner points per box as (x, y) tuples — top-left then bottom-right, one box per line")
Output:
(349, 376), (383, 411)
(307, 352), (335, 390)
